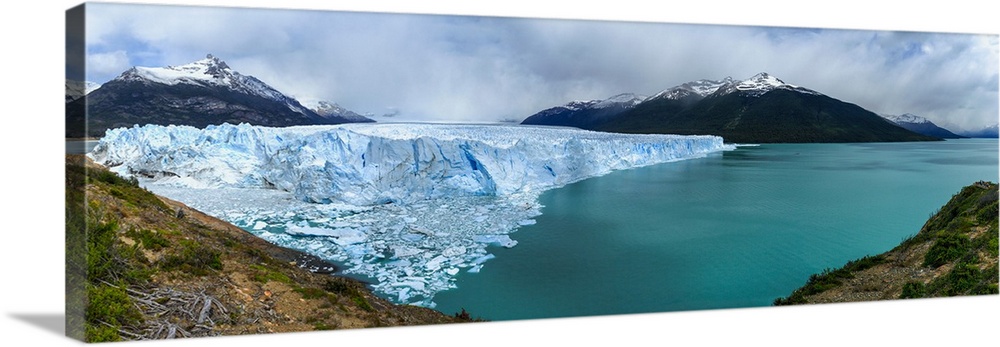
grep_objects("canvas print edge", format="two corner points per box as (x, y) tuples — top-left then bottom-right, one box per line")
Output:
(39, 0), (1000, 346)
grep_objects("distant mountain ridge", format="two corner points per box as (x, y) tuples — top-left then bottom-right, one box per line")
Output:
(959, 124), (999, 138)
(520, 93), (646, 129)
(523, 73), (940, 143)
(66, 54), (371, 138)
(879, 113), (964, 139)
(299, 100), (375, 123)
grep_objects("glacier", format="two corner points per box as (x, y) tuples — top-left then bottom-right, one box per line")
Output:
(90, 122), (733, 307)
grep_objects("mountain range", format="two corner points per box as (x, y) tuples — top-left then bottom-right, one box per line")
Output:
(879, 113), (964, 139)
(65, 54), (373, 138)
(523, 73), (942, 143)
(958, 124), (999, 138)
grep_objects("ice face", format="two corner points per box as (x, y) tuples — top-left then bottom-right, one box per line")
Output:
(91, 123), (732, 205)
(90, 123), (733, 307)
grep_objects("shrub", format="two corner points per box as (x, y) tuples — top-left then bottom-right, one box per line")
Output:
(323, 279), (375, 312)
(899, 281), (926, 299)
(126, 228), (171, 251)
(161, 239), (222, 276)
(250, 264), (291, 284)
(294, 286), (328, 300)
(923, 232), (969, 268)
(85, 283), (142, 342)
(944, 262), (981, 296)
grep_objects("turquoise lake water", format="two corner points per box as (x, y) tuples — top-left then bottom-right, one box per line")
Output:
(431, 139), (998, 320)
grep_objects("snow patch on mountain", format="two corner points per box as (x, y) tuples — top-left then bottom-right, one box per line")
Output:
(714, 73), (821, 97)
(594, 93), (647, 109)
(647, 78), (733, 101)
(881, 113), (931, 124)
(299, 99), (374, 123)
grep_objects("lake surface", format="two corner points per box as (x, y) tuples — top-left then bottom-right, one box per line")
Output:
(431, 139), (998, 320)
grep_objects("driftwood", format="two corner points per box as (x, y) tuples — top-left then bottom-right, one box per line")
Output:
(97, 281), (228, 340)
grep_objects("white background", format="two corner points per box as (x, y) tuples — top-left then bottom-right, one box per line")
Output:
(1, 1), (997, 346)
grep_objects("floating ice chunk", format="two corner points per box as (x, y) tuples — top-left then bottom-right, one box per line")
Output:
(252, 221), (268, 230)
(518, 219), (536, 226)
(390, 245), (423, 258)
(393, 280), (426, 292)
(471, 254), (496, 265)
(473, 235), (519, 248)
(442, 246), (467, 257)
(425, 255), (447, 271)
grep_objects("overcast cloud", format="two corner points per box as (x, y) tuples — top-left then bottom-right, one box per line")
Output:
(83, 3), (998, 131)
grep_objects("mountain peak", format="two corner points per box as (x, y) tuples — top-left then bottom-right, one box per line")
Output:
(647, 78), (733, 101)
(595, 93), (646, 108)
(199, 54), (231, 76)
(882, 113), (931, 124)
(110, 54), (300, 105)
(115, 54), (238, 86)
(735, 72), (785, 91)
(299, 99), (375, 123)
(713, 73), (820, 97)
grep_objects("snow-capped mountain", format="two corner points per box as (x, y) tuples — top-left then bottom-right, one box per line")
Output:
(880, 113), (964, 139)
(712, 72), (820, 97)
(65, 54), (367, 138)
(523, 73), (939, 143)
(114, 54), (316, 116)
(520, 93), (646, 128)
(299, 100), (375, 123)
(646, 78), (733, 101)
(594, 93), (646, 108)
(65, 79), (101, 102)
(881, 113), (930, 124)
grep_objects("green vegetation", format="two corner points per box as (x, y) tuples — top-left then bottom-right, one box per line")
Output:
(81, 216), (148, 342)
(126, 228), (171, 251)
(773, 255), (885, 305)
(85, 167), (170, 212)
(161, 239), (223, 276)
(923, 232), (970, 268)
(323, 278), (375, 312)
(250, 264), (292, 284)
(775, 181), (999, 305)
(293, 286), (329, 300)
(899, 281), (926, 299)
(66, 156), (466, 341)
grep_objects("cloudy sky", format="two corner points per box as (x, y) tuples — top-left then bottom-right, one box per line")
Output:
(80, 2), (998, 131)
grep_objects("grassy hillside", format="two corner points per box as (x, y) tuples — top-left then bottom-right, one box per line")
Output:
(65, 155), (474, 342)
(774, 181), (999, 305)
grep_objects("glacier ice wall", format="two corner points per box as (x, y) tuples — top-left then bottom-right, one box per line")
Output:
(89, 123), (733, 307)
(90, 123), (732, 205)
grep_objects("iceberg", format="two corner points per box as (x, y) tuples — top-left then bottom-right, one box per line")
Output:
(89, 123), (732, 307)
